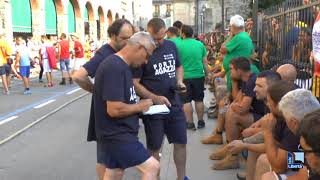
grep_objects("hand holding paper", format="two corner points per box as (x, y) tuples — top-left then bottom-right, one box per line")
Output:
(143, 104), (170, 115)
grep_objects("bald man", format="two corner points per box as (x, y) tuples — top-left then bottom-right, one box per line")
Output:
(276, 64), (297, 83)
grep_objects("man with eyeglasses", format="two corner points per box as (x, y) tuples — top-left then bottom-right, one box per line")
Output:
(72, 19), (134, 180)
(93, 32), (160, 180)
(132, 18), (189, 180)
(261, 89), (320, 180)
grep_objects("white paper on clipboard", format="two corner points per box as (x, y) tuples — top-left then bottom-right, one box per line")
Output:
(143, 104), (170, 115)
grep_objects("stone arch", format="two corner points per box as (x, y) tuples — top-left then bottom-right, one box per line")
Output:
(85, 1), (94, 21)
(30, 0), (40, 11)
(98, 6), (105, 24)
(115, 13), (119, 20)
(107, 10), (113, 26)
(53, 0), (64, 15)
(69, 0), (81, 18)
(97, 6), (105, 39)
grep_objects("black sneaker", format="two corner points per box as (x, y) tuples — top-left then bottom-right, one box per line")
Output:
(197, 120), (205, 129)
(186, 122), (196, 131)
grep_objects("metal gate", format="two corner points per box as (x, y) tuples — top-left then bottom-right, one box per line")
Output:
(258, 0), (320, 98)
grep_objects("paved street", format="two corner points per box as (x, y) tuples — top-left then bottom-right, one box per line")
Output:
(0, 72), (239, 180)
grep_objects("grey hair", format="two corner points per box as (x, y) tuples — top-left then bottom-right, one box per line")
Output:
(127, 32), (156, 49)
(279, 89), (320, 122)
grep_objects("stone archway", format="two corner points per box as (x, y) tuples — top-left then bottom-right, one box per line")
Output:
(107, 10), (113, 27)
(84, 1), (95, 39)
(97, 6), (105, 40)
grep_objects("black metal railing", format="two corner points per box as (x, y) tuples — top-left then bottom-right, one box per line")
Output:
(258, 0), (320, 98)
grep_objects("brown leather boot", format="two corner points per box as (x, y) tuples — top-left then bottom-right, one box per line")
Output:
(201, 133), (223, 144)
(212, 154), (240, 170)
(209, 144), (227, 160)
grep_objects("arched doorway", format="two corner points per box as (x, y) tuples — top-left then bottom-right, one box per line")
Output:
(68, 0), (76, 33)
(97, 6), (104, 40)
(11, 0), (32, 38)
(107, 10), (113, 26)
(68, 0), (81, 34)
(45, 0), (57, 35)
(84, 2), (94, 38)
(115, 13), (119, 20)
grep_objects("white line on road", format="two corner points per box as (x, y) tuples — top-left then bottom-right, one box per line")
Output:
(66, 88), (81, 95)
(0, 116), (18, 126)
(34, 100), (56, 109)
(0, 93), (89, 146)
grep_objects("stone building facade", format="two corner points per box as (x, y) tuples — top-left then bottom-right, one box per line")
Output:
(0, 0), (152, 43)
(152, 0), (251, 34)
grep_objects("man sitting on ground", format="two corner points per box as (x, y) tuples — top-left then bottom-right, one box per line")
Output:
(261, 89), (320, 180)
(212, 57), (266, 170)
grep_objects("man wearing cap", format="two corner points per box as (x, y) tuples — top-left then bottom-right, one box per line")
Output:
(70, 33), (85, 74)
(220, 15), (259, 93)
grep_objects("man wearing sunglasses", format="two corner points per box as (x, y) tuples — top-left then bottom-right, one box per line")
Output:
(132, 18), (188, 180)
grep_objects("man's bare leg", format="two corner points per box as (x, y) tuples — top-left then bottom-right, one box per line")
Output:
(246, 151), (260, 180)
(225, 108), (254, 142)
(201, 100), (226, 144)
(173, 144), (187, 180)
(1, 74), (9, 93)
(136, 157), (160, 180)
(254, 154), (271, 180)
(195, 101), (204, 121)
(103, 168), (124, 180)
(183, 103), (193, 123)
(97, 163), (106, 180)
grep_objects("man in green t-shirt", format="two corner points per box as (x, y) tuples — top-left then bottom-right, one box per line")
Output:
(220, 15), (258, 92)
(178, 25), (209, 130)
(166, 26), (182, 45)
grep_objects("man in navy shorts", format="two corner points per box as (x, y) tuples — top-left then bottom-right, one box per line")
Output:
(94, 32), (159, 179)
(72, 19), (134, 180)
(132, 18), (189, 180)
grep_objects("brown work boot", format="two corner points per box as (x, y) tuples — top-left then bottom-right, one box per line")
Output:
(212, 154), (240, 170)
(209, 144), (227, 160)
(236, 171), (246, 180)
(201, 133), (223, 144)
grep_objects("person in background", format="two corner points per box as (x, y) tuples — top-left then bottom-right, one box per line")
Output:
(70, 33), (85, 74)
(14, 36), (32, 94)
(40, 35), (54, 87)
(72, 19), (134, 180)
(178, 25), (208, 130)
(58, 33), (72, 85)
(173, 20), (183, 36)
(0, 30), (12, 95)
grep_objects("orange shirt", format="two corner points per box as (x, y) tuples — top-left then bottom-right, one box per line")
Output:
(0, 39), (12, 66)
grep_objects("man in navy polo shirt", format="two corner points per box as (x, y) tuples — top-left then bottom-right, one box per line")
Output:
(132, 18), (189, 180)
(72, 19), (134, 180)
(94, 32), (159, 179)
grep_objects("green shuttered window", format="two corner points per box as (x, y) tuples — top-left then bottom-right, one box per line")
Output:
(68, 1), (76, 33)
(45, 0), (57, 35)
(11, 0), (32, 33)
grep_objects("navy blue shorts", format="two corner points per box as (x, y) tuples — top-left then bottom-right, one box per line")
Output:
(180, 77), (205, 104)
(97, 141), (150, 169)
(20, 66), (30, 77)
(142, 105), (187, 151)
